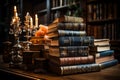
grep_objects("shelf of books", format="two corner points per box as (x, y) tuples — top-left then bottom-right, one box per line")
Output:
(37, 0), (86, 25)
(86, 0), (120, 40)
(86, 0), (120, 64)
(46, 15), (118, 75)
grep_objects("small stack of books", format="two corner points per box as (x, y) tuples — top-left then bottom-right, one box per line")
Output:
(90, 39), (118, 69)
(47, 15), (101, 75)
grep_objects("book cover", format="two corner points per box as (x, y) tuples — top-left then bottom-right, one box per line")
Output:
(58, 30), (86, 36)
(49, 63), (101, 75)
(90, 45), (110, 52)
(95, 50), (114, 58)
(49, 54), (95, 66)
(49, 46), (89, 57)
(52, 15), (84, 23)
(47, 22), (86, 33)
(94, 39), (110, 46)
(47, 30), (86, 39)
(59, 36), (94, 46)
(100, 59), (118, 69)
(96, 55), (114, 64)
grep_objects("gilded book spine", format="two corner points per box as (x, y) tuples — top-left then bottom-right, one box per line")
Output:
(57, 23), (86, 31)
(53, 55), (95, 66)
(64, 15), (84, 23)
(100, 59), (118, 69)
(58, 30), (86, 36)
(60, 64), (100, 75)
(59, 46), (89, 57)
(96, 50), (114, 58)
(49, 63), (101, 75)
(59, 36), (94, 46)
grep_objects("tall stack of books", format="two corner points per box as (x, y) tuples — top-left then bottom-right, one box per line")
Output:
(46, 15), (101, 75)
(90, 39), (118, 69)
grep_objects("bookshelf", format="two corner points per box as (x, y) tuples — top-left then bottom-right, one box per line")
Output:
(37, 0), (86, 25)
(86, 0), (120, 62)
(86, 0), (120, 40)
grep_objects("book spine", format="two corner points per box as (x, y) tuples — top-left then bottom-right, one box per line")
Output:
(60, 64), (101, 75)
(57, 23), (86, 31)
(64, 15), (84, 23)
(59, 46), (89, 57)
(100, 59), (118, 69)
(58, 30), (86, 36)
(59, 55), (95, 66)
(59, 36), (94, 46)
(96, 50), (114, 58)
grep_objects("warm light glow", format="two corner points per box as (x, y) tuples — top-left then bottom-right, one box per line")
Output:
(15, 13), (18, 17)
(12, 18), (16, 23)
(30, 17), (33, 28)
(35, 24), (48, 37)
(39, 24), (48, 34)
(14, 6), (17, 12)
(35, 14), (38, 28)
(44, 35), (49, 40)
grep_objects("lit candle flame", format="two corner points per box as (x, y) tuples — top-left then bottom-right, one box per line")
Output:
(35, 14), (38, 28)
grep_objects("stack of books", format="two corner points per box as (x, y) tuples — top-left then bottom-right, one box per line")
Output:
(47, 15), (101, 75)
(90, 39), (118, 69)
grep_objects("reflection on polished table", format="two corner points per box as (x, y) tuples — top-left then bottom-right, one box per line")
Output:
(0, 62), (120, 80)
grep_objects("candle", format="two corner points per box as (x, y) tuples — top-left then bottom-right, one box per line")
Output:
(35, 14), (38, 28)
(14, 6), (18, 17)
(30, 17), (33, 28)
(15, 13), (18, 17)
(14, 6), (17, 12)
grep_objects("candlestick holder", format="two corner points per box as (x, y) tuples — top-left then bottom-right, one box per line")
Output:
(9, 6), (23, 67)
(24, 28), (32, 51)
(23, 12), (33, 51)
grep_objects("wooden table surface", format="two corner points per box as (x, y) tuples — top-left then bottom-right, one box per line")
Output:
(0, 62), (120, 80)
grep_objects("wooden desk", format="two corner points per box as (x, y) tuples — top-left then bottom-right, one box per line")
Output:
(0, 62), (120, 80)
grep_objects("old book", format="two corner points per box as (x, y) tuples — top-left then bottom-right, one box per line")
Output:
(47, 30), (86, 39)
(49, 54), (95, 66)
(49, 46), (89, 57)
(93, 4), (97, 20)
(54, 36), (94, 46)
(87, 4), (92, 21)
(96, 55), (114, 64)
(48, 22), (86, 33)
(95, 50), (114, 58)
(49, 62), (101, 75)
(52, 0), (56, 7)
(100, 59), (118, 69)
(94, 39), (110, 46)
(30, 36), (51, 45)
(50, 36), (94, 46)
(90, 45), (110, 52)
(52, 15), (84, 23)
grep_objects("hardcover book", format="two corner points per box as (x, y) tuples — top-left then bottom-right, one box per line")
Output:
(94, 39), (110, 46)
(48, 22), (86, 34)
(52, 15), (84, 23)
(48, 30), (86, 37)
(48, 54), (95, 66)
(90, 45), (110, 52)
(49, 46), (90, 57)
(95, 50), (114, 58)
(49, 62), (101, 75)
(100, 59), (118, 69)
(96, 55), (114, 64)
(50, 36), (94, 47)
(58, 36), (94, 46)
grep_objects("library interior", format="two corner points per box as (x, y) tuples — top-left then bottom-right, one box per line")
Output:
(0, 0), (120, 80)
